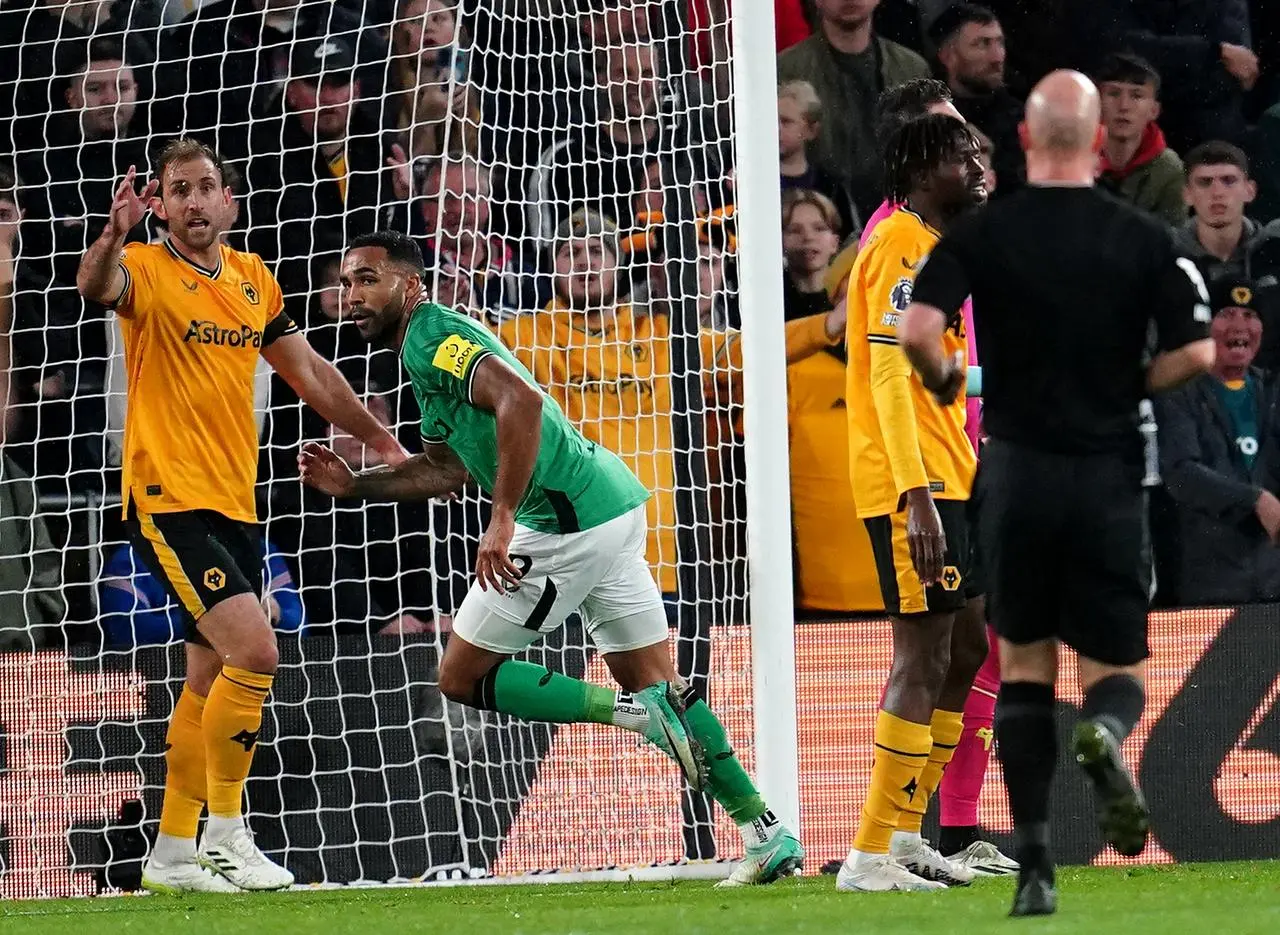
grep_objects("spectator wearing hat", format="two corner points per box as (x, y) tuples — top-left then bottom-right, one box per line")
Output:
(155, 0), (388, 163)
(245, 34), (399, 309)
(1156, 276), (1280, 606)
(929, 3), (1023, 194)
(1095, 53), (1185, 226)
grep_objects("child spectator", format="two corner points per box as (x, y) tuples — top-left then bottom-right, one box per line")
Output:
(782, 189), (843, 320)
(1095, 53), (1186, 226)
(778, 81), (860, 238)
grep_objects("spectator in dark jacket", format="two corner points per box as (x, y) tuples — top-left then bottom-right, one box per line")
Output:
(929, 3), (1024, 194)
(1173, 142), (1280, 373)
(1094, 53), (1185, 226)
(777, 0), (931, 221)
(245, 35), (397, 307)
(1157, 275), (1280, 605)
(1102, 0), (1256, 154)
(0, 0), (161, 151)
(155, 0), (389, 163)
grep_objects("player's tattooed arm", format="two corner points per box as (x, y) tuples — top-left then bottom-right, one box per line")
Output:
(298, 442), (467, 501)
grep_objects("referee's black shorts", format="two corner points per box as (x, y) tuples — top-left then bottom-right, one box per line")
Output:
(978, 439), (1151, 666)
(126, 502), (263, 642)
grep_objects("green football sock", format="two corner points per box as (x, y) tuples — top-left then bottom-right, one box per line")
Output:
(685, 699), (767, 824)
(487, 660), (619, 725)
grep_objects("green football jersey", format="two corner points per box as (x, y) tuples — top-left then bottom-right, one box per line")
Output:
(400, 303), (651, 534)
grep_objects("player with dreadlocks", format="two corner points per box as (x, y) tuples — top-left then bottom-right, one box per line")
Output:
(836, 112), (990, 894)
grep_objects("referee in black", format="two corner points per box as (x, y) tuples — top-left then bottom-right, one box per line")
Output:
(897, 70), (1215, 916)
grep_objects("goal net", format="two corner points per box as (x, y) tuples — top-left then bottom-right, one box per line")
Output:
(0, 0), (774, 897)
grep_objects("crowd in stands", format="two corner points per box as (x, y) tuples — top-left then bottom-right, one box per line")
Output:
(2, 0), (1280, 649)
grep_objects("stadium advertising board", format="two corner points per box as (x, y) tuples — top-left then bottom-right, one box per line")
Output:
(0, 607), (1276, 898)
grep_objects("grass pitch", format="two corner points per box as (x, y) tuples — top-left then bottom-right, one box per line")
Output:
(5, 862), (1279, 935)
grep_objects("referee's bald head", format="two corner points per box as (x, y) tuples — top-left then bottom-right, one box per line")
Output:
(1023, 70), (1102, 155)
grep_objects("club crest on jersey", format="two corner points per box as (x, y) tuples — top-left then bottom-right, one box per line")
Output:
(889, 277), (913, 312)
(241, 281), (260, 304)
(433, 334), (482, 379)
(203, 567), (226, 591)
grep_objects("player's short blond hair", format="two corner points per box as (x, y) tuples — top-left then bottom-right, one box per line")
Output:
(781, 189), (840, 232)
(778, 80), (823, 125)
(156, 137), (227, 190)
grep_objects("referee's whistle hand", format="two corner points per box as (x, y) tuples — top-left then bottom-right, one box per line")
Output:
(904, 488), (946, 585)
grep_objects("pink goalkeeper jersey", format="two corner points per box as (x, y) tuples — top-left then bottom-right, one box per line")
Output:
(860, 200), (981, 451)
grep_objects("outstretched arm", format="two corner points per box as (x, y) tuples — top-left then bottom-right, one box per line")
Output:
(264, 331), (408, 465)
(299, 441), (468, 501)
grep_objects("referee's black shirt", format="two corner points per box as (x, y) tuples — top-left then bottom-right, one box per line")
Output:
(911, 185), (1211, 458)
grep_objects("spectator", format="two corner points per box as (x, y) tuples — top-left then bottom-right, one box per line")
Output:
(1173, 142), (1280, 372)
(929, 3), (1023, 193)
(527, 35), (729, 251)
(100, 537), (304, 646)
(777, 0), (931, 222)
(246, 35), (398, 306)
(777, 80), (860, 238)
(10, 38), (151, 492)
(387, 0), (480, 165)
(0, 452), (66, 651)
(1, 0), (161, 151)
(1156, 276), (1280, 605)
(156, 0), (388, 163)
(1095, 52), (1186, 227)
(16, 37), (150, 288)
(782, 189), (843, 320)
(406, 155), (534, 324)
(1102, 0), (1255, 154)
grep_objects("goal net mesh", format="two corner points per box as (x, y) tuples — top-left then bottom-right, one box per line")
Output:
(0, 0), (756, 896)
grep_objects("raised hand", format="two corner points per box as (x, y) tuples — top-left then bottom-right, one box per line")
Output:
(298, 441), (357, 498)
(386, 143), (412, 202)
(106, 166), (158, 240)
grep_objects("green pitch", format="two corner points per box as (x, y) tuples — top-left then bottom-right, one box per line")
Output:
(5, 863), (1280, 935)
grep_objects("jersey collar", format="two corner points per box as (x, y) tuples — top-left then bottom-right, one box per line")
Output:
(164, 238), (223, 279)
(897, 206), (942, 239)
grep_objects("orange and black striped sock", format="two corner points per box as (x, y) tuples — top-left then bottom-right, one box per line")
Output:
(898, 708), (965, 834)
(852, 710), (932, 854)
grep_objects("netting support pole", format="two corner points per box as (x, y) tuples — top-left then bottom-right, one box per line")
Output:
(728, 3), (801, 835)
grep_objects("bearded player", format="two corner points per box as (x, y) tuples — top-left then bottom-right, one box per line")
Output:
(297, 229), (804, 885)
(77, 139), (406, 893)
(836, 114), (989, 893)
